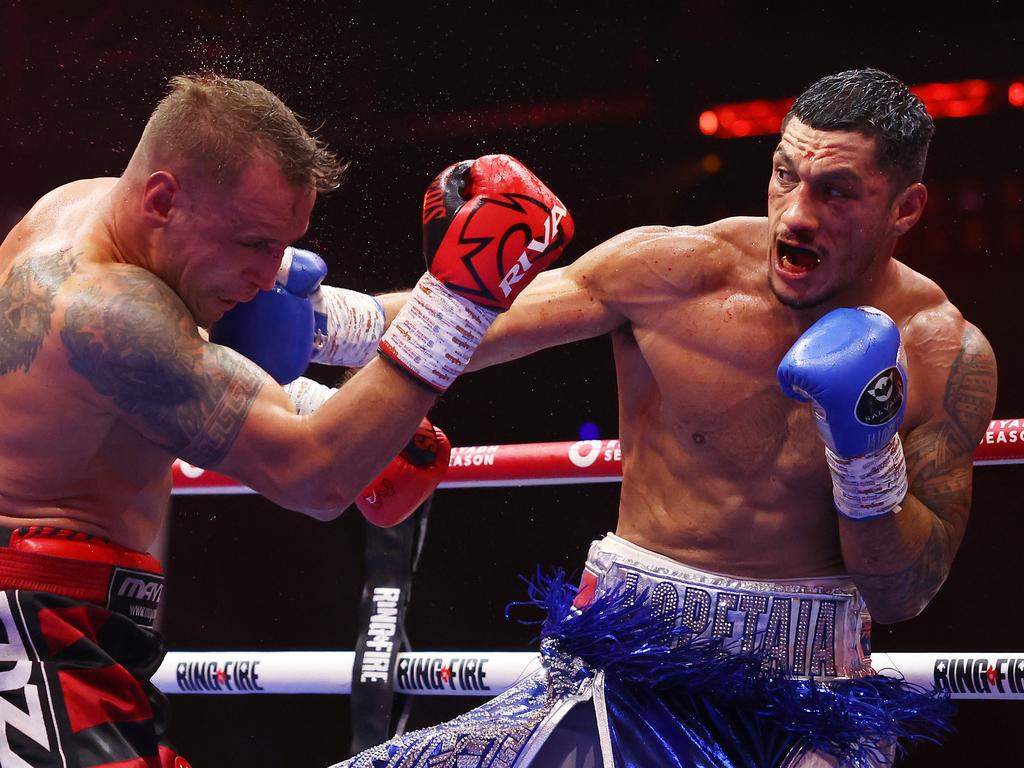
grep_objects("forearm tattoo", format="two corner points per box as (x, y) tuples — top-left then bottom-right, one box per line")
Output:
(61, 270), (265, 467)
(0, 249), (78, 374)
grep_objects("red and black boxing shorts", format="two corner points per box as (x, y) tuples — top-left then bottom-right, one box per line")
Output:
(0, 526), (190, 768)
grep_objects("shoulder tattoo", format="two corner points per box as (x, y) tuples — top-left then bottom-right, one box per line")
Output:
(0, 249), (78, 375)
(60, 271), (265, 467)
(942, 325), (997, 452)
(903, 325), (996, 518)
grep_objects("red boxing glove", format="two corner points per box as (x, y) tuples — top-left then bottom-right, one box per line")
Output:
(380, 155), (573, 391)
(422, 154), (574, 310)
(356, 419), (451, 527)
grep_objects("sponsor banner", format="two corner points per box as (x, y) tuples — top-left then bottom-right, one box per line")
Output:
(153, 651), (543, 696)
(442, 440), (624, 487)
(357, 587), (402, 684)
(394, 652), (542, 696)
(875, 652), (1024, 700)
(975, 420), (1024, 464)
(153, 651), (355, 695)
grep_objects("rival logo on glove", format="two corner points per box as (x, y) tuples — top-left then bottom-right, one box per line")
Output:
(498, 202), (569, 298)
(856, 366), (904, 426)
(435, 194), (570, 307)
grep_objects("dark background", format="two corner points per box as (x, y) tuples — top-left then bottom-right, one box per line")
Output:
(3, 2), (1022, 765)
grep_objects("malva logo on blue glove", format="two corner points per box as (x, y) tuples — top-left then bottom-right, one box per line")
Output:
(856, 366), (905, 426)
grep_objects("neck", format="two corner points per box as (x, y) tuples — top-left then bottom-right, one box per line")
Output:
(107, 175), (157, 274)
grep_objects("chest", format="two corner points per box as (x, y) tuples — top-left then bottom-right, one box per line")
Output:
(619, 290), (830, 479)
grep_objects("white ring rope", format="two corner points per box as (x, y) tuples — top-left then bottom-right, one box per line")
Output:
(171, 418), (1024, 494)
(164, 420), (1024, 701)
(154, 649), (1024, 700)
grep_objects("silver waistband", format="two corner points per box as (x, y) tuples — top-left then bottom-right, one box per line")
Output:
(584, 533), (872, 679)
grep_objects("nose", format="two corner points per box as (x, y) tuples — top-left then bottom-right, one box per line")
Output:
(779, 184), (820, 238)
(246, 249), (287, 293)
(256, 264), (279, 292)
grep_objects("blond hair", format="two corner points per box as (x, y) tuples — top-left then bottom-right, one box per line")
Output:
(140, 73), (345, 192)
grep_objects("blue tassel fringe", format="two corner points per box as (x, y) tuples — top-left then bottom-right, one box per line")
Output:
(510, 569), (955, 766)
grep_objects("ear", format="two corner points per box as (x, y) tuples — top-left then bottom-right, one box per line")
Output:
(890, 182), (927, 237)
(140, 171), (180, 226)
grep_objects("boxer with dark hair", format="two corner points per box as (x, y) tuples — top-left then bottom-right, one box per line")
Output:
(334, 68), (996, 767)
(0, 74), (572, 767)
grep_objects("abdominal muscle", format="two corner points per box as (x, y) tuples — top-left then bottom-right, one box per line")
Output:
(608, 322), (848, 581)
(614, 443), (847, 580)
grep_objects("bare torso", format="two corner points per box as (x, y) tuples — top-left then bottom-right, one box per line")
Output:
(585, 218), (955, 578)
(0, 179), (173, 549)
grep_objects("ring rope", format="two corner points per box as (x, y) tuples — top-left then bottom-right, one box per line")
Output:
(154, 649), (1024, 700)
(171, 418), (1024, 494)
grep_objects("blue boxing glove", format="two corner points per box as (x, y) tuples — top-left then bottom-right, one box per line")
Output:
(210, 248), (328, 384)
(211, 248), (386, 384)
(778, 307), (909, 519)
(778, 307), (906, 456)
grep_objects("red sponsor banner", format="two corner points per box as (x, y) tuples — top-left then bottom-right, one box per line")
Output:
(974, 420), (1024, 464)
(172, 421), (1021, 494)
(443, 439), (622, 487)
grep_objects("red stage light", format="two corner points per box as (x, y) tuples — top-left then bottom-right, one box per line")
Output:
(698, 111), (719, 135)
(695, 97), (794, 138)
(701, 78), (1009, 138)
(1009, 82), (1024, 108)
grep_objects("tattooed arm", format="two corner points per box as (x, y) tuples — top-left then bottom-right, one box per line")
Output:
(62, 265), (435, 520)
(838, 316), (997, 623)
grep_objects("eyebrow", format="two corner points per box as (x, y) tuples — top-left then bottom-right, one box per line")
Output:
(237, 224), (310, 244)
(818, 168), (862, 186)
(772, 146), (863, 186)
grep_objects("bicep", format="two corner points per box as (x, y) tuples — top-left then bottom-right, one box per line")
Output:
(903, 323), (997, 537)
(469, 237), (636, 369)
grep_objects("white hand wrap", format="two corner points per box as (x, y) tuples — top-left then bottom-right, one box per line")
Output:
(283, 377), (336, 416)
(310, 286), (386, 368)
(825, 434), (908, 519)
(379, 272), (498, 392)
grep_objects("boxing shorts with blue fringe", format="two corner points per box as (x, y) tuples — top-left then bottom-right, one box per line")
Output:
(334, 533), (952, 768)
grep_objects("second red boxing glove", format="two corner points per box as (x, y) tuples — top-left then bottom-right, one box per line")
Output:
(356, 419), (451, 527)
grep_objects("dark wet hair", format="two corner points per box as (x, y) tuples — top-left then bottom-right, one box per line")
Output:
(783, 68), (934, 189)
(142, 73), (346, 193)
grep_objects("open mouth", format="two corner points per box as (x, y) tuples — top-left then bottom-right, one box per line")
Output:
(776, 242), (821, 274)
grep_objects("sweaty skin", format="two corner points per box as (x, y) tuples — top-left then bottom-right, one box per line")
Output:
(466, 119), (997, 624)
(0, 167), (435, 551)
